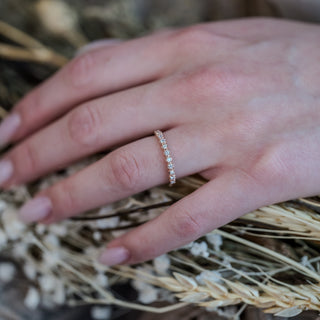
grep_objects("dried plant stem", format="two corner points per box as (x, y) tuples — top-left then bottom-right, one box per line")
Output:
(0, 20), (45, 49)
(71, 200), (175, 221)
(0, 43), (67, 67)
(31, 234), (188, 313)
(214, 230), (320, 282)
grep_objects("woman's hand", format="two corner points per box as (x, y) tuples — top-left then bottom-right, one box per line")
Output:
(1, 18), (320, 266)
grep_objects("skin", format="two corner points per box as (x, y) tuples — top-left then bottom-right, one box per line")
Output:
(1, 17), (320, 265)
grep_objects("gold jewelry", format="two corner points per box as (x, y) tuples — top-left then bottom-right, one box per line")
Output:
(154, 130), (176, 186)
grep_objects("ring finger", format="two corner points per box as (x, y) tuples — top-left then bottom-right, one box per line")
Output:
(17, 124), (220, 224)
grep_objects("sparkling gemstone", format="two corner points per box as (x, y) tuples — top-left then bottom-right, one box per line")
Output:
(170, 170), (175, 175)
(166, 157), (172, 162)
(164, 150), (170, 156)
(168, 163), (173, 169)
(162, 144), (167, 149)
(160, 139), (166, 144)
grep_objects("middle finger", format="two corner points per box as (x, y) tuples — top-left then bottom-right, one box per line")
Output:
(1, 81), (178, 188)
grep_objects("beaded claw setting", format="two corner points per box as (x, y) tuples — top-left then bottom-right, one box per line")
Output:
(154, 130), (176, 186)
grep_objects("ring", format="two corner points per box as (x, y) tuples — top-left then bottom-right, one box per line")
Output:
(154, 130), (176, 187)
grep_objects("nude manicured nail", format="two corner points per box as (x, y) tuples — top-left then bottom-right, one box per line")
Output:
(0, 113), (21, 147)
(18, 196), (52, 223)
(98, 247), (130, 266)
(0, 159), (14, 186)
(76, 39), (122, 56)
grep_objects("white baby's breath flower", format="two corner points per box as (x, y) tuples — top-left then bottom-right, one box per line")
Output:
(132, 279), (158, 304)
(0, 262), (16, 283)
(24, 287), (40, 310)
(153, 254), (170, 275)
(96, 272), (109, 288)
(23, 262), (37, 280)
(137, 283), (158, 304)
(222, 255), (232, 268)
(93, 231), (102, 242)
(43, 251), (60, 267)
(91, 306), (112, 320)
(35, 224), (47, 235)
(12, 242), (28, 258)
(53, 281), (66, 305)
(48, 224), (68, 237)
(2, 207), (26, 240)
(0, 230), (8, 248)
(43, 234), (60, 248)
(39, 274), (56, 292)
(190, 241), (209, 258)
(206, 233), (223, 251)
(196, 270), (222, 285)
(0, 200), (7, 212)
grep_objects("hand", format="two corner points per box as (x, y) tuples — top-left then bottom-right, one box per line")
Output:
(1, 18), (320, 266)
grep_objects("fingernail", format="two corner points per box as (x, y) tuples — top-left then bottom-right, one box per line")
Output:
(98, 246), (130, 266)
(76, 39), (122, 56)
(18, 196), (52, 223)
(0, 159), (14, 186)
(0, 113), (21, 147)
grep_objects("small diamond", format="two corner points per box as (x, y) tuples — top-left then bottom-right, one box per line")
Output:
(170, 170), (175, 175)
(160, 139), (166, 144)
(170, 174), (176, 179)
(166, 157), (172, 162)
(162, 144), (167, 149)
(164, 150), (170, 156)
(168, 163), (173, 169)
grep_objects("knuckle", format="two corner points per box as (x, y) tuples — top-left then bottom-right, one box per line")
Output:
(108, 150), (142, 191)
(222, 113), (262, 150)
(51, 181), (78, 218)
(169, 207), (202, 240)
(170, 65), (241, 109)
(15, 89), (43, 129)
(66, 51), (94, 88)
(170, 67), (215, 107)
(171, 25), (214, 52)
(252, 145), (290, 186)
(15, 142), (39, 175)
(67, 104), (101, 146)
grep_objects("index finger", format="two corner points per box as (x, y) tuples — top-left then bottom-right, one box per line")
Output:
(0, 30), (172, 147)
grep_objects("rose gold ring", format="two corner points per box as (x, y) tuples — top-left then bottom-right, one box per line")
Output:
(154, 130), (176, 187)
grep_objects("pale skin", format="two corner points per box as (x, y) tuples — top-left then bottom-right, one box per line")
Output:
(0, 17), (320, 265)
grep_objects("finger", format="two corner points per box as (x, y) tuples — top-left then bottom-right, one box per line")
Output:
(17, 124), (218, 224)
(99, 168), (267, 266)
(75, 39), (123, 56)
(0, 80), (176, 188)
(0, 29), (172, 146)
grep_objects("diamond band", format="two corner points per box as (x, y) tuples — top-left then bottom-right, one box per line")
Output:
(154, 130), (176, 186)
